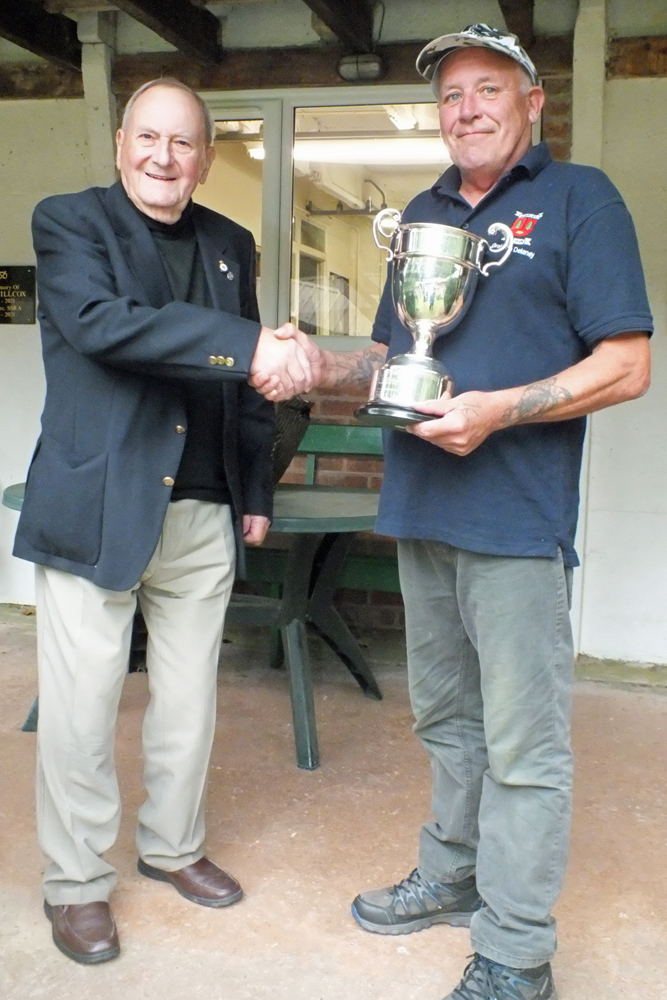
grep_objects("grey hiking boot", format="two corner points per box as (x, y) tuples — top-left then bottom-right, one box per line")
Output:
(351, 868), (481, 935)
(443, 953), (557, 1000)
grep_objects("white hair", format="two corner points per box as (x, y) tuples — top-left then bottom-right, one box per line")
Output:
(121, 78), (215, 146)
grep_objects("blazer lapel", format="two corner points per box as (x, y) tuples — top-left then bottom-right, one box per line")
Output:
(192, 208), (239, 313)
(103, 182), (173, 309)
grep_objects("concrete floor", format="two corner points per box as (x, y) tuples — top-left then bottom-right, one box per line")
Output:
(0, 603), (666, 1000)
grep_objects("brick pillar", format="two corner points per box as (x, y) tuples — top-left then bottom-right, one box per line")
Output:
(542, 76), (573, 161)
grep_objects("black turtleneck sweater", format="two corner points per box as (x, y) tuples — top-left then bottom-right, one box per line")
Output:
(127, 193), (231, 506)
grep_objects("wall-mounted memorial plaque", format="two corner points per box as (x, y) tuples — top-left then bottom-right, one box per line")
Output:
(0, 267), (36, 324)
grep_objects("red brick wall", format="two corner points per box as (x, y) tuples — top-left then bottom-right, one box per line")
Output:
(280, 384), (381, 490)
(542, 77), (573, 162)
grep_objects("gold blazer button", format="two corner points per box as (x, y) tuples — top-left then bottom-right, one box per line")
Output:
(162, 476), (175, 486)
(209, 355), (218, 365)
(225, 357), (234, 366)
(175, 425), (186, 434)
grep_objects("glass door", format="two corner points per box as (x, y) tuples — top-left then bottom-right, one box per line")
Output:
(199, 84), (438, 334)
(289, 101), (447, 339)
(195, 116), (264, 245)
(195, 97), (289, 329)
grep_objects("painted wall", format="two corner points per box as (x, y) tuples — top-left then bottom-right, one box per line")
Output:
(196, 142), (263, 243)
(579, 77), (667, 662)
(0, 100), (90, 604)
(607, 0), (667, 37)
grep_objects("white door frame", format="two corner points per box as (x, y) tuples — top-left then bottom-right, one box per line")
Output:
(204, 84), (433, 328)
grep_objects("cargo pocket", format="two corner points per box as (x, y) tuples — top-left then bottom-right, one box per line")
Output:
(18, 441), (107, 566)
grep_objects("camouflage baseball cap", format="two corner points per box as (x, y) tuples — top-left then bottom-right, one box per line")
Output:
(416, 23), (539, 94)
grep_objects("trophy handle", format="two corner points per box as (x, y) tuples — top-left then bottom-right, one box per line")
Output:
(373, 208), (402, 261)
(480, 223), (515, 276)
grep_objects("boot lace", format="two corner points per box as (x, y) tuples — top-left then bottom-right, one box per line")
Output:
(452, 954), (549, 1000)
(392, 869), (448, 912)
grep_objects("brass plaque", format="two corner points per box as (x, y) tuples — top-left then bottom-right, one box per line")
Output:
(0, 266), (36, 324)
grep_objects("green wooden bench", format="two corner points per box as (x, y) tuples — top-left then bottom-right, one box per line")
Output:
(245, 422), (400, 594)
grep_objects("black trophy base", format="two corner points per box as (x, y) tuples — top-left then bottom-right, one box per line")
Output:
(354, 402), (440, 430)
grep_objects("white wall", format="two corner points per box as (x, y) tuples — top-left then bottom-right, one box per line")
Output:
(607, 0), (667, 37)
(0, 100), (90, 605)
(578, 78), (667, 662)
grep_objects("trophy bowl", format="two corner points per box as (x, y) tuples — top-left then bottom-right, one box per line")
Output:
(355, 209), (514, 429)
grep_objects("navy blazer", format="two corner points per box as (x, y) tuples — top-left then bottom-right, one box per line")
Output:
(14, 181), (275, 590)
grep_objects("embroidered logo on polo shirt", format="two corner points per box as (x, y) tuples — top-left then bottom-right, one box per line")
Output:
(510, 211), (543, 259)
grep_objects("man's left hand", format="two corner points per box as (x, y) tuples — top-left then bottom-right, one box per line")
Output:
(407, 391), (503, 455)
(243, 515), (271, 545)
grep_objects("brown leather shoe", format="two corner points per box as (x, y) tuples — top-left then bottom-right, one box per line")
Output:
(44, 900), (120, 965)
(137, 856), (243, 908)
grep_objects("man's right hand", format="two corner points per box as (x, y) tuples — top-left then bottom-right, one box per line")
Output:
(249, 324), (322, 401)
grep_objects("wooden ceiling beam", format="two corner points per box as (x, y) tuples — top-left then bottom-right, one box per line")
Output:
(0, 35), (575, 100)
(112, 0), (223, 64)
(111, 36), (572, 100)
(497, 0), (535, 49)
(301, 0), (374, 53)
(607, 35), (667, 77)
(44, 1), (116, 11)
(0, 0), (81, 71)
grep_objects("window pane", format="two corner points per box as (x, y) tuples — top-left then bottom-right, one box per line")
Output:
(194, 118), (263, 261)
(301, 219), (326, 253)
(290, 103), (448, 336)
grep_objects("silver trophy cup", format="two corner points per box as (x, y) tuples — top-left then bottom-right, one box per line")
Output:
(355, 209), (514, 429)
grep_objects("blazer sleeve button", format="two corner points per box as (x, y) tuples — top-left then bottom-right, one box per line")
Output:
(209, 355), (218, 365)
(225, 357), (235, 366)
(216, 355), (227, 365)
(162, 476), (175, 486)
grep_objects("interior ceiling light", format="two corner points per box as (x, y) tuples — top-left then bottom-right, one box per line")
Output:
(293, 138), (448, 165)
(247, 138), (448, 166)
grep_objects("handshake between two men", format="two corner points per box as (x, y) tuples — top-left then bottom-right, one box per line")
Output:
(249, 322), (325, 400)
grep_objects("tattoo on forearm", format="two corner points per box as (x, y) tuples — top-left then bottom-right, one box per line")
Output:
(501, 376), (573, 426)
(327, 348), (385, 388)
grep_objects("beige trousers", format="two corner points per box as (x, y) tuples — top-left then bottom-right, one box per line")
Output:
(35, 500), (236, 905)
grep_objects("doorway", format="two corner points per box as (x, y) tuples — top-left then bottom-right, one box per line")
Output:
(198, 85), (443, 337)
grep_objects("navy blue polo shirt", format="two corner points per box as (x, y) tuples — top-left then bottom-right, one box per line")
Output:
(372, 142), (653, 565)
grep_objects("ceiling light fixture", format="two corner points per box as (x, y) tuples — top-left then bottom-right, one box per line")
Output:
(246, 138), (449, 167)
(337, 53), (385, 82)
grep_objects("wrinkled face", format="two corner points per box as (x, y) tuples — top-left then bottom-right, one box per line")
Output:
(116, 85), (215, 223)
(437, 47), (544, 181)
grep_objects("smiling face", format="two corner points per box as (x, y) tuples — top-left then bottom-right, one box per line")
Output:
(437, 47), (544, 186)
(116, 84), (215, 223)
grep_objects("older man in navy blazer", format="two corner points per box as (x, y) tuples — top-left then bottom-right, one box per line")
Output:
(15, 78), (315, 965)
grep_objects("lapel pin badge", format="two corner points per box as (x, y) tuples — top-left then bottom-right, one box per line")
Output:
(218, 260), (228, 272)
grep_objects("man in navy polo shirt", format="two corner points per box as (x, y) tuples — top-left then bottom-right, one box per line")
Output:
(253, 23), (652, 1000)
